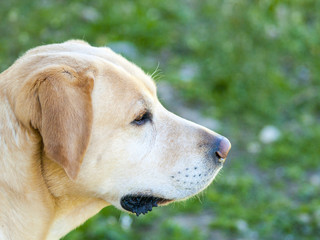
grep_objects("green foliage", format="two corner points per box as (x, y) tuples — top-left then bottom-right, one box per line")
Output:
(1, 0), (319, 239)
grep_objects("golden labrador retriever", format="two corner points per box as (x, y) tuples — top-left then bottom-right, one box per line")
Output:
(0, 40), (231, 240)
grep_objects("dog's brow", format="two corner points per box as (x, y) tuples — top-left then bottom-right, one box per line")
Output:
(137, 99), (152, 112)
(127, 98), (151, 119)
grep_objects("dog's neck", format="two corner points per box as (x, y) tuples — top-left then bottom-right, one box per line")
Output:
(42, 157), (108, 240)
(0, 93), (108, 240)
(0, 94), (54, 239)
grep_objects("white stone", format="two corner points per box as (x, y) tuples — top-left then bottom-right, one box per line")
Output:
(310, 174), (320, 186)
(259, 125), (281, 144)
(298, 213), (310, 224)
(236, 219), (248, 232)
(120, 215), (132, 231)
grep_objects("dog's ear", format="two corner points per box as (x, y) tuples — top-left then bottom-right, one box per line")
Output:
(34, 66), (93, 180)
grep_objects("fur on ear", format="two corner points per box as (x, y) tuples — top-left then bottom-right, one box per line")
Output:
(34, 66), (94, 180)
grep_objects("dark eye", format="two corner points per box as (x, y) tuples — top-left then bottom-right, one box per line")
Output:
(132, 112), (151, 126)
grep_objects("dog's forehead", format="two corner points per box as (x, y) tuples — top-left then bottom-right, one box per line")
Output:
(95, 47), (157, 97)
(60, 41), (157, 97)
(95, 70), (155, 121)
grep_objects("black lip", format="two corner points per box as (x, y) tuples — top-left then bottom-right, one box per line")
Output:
(120, 195), (171, 216)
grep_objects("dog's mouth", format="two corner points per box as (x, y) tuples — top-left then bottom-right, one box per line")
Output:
(120, 195), (173, 216)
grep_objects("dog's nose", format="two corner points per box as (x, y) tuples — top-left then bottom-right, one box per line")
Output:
(215, 137), (231, 164)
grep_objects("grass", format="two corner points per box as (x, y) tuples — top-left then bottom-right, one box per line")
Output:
(1, 0), (319, 239)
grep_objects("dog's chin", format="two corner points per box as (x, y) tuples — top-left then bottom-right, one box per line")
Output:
(120, 194), (173, 216)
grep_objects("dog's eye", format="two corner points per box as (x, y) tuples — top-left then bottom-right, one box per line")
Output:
(132, 112), (151, 126)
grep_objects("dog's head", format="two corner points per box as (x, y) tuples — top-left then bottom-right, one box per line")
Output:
(14, 40), (231, 216)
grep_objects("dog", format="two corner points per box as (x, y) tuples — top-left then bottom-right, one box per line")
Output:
(0, 40), (231, 240)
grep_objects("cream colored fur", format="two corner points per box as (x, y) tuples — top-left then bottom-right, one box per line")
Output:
(0, 40), (230, 240)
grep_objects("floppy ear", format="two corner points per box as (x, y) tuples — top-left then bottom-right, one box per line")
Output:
(35, 66), (93, 180)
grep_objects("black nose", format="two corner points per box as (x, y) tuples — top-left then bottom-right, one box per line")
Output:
(214, 137), (231, 164)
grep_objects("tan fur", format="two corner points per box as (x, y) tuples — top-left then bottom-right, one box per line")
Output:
(0, 40), (230, 240)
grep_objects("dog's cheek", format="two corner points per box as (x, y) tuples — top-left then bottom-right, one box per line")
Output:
(120, 124), (157, 164)
(76, 125), (156, 194)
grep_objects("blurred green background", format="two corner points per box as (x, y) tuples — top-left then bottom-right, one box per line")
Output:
(1, 0), (320, 239)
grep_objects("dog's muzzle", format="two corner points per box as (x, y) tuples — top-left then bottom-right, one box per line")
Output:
(120, 195), (172, 216)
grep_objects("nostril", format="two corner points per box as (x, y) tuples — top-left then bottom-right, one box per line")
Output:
(215, 151), (226, 163)
(215, 151), (221, 158)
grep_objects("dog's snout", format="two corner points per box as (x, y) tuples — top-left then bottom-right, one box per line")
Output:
(215, 137), (231, 163)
